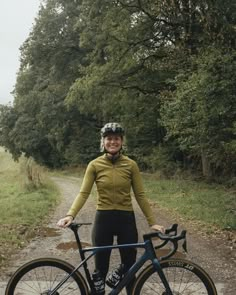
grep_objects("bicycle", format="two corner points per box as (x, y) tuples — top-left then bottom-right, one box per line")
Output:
(5, 222), (218, 295)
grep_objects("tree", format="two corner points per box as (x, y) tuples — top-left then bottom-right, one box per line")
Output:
(4, 0), (100, 167)
(0, 0), (235, 178)
(161, 48), (236, 177)
(0, 104), (21, 160)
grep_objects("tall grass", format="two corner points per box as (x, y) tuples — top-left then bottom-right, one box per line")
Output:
(0, 148), (60, 264)
(143, 173), (236, 231)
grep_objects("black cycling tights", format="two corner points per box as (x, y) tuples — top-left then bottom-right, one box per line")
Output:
(92, 210), (138, 291)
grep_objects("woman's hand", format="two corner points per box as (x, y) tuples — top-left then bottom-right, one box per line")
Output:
(57, 216), (73, 228)
(150, 224), (165, 233)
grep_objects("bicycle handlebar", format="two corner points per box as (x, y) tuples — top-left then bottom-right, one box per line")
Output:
(143, 227), (186, 242)
(69, 222), (92, 231)
(143, 224), (187, 260)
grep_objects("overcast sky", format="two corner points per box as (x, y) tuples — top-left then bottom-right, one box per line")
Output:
(0, 0), (41, 105)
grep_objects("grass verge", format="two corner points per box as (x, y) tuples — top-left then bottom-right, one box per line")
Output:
(143, 173), (236, 232)
(0, 148), (60, 266)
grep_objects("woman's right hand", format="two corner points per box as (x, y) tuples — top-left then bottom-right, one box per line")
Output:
(57, 216), (73, 228)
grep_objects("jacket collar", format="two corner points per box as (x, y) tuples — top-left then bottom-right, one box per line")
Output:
(104, 153), (122, 164)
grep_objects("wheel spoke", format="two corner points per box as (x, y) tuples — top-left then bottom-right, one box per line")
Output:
(5, 258), (88, 295)
(133, 259), (217, 295)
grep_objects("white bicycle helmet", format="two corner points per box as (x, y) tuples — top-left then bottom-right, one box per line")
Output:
(101, 122), (125, 138)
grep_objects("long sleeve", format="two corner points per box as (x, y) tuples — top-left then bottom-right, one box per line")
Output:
(131, 161), (156, 226)
(67, 162), (96, 218)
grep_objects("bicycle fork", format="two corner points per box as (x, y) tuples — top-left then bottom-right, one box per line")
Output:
(152, 257), (173, 295)
(146, 241), (173, 295)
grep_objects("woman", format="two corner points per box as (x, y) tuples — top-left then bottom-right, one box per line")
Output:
(57, 122), (164, 293)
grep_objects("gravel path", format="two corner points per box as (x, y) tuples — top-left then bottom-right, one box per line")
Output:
(0, 176), (235, 294)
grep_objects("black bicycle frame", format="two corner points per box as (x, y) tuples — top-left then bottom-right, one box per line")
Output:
(49, 239), (173, 295)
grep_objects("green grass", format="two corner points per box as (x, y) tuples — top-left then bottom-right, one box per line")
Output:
(0, 178), (59, 225)
(143, 174), (236, 231)
(0, 148), (60, 262)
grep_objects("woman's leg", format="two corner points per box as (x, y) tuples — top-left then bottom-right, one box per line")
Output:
(92, 210), (114, 278)
(116, 211), (138, 271)
(116, 211), (138, 294)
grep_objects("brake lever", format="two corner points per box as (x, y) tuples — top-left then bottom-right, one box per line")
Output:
(165, 223), (178, 235)
(182, 238), (188, 253)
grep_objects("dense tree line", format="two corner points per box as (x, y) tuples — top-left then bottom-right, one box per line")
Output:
(0, 0), (235, 180)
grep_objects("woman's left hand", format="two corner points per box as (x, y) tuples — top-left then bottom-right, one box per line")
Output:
(150, 224), (165, 233)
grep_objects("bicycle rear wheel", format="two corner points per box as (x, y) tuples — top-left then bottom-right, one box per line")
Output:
(5, 257), (89, 295)
(133, 259), (217, 295)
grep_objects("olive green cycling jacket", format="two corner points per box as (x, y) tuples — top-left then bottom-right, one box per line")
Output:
(67, 154), (156, 225)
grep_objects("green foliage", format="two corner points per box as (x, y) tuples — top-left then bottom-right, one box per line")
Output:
(0, 105), (21, 160)
(139, 145), (182, 176)
(0, 0), (235, 181)
(161, 48), (236, 177)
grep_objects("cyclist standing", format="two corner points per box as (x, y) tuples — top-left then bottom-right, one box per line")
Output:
(57, 122), (164, 294)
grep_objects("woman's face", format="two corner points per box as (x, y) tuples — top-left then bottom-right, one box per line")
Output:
(103, 134), (123, 155)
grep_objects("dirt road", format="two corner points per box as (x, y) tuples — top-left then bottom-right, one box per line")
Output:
(0, 176), (235, 294)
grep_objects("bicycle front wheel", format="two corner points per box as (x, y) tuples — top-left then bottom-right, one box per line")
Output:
(5, 257), (89, 295)
(133, 258), (217, 295)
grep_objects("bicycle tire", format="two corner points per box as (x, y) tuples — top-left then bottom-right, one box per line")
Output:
(5, 257), (89, 295)
(132, 258), (217, 295)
